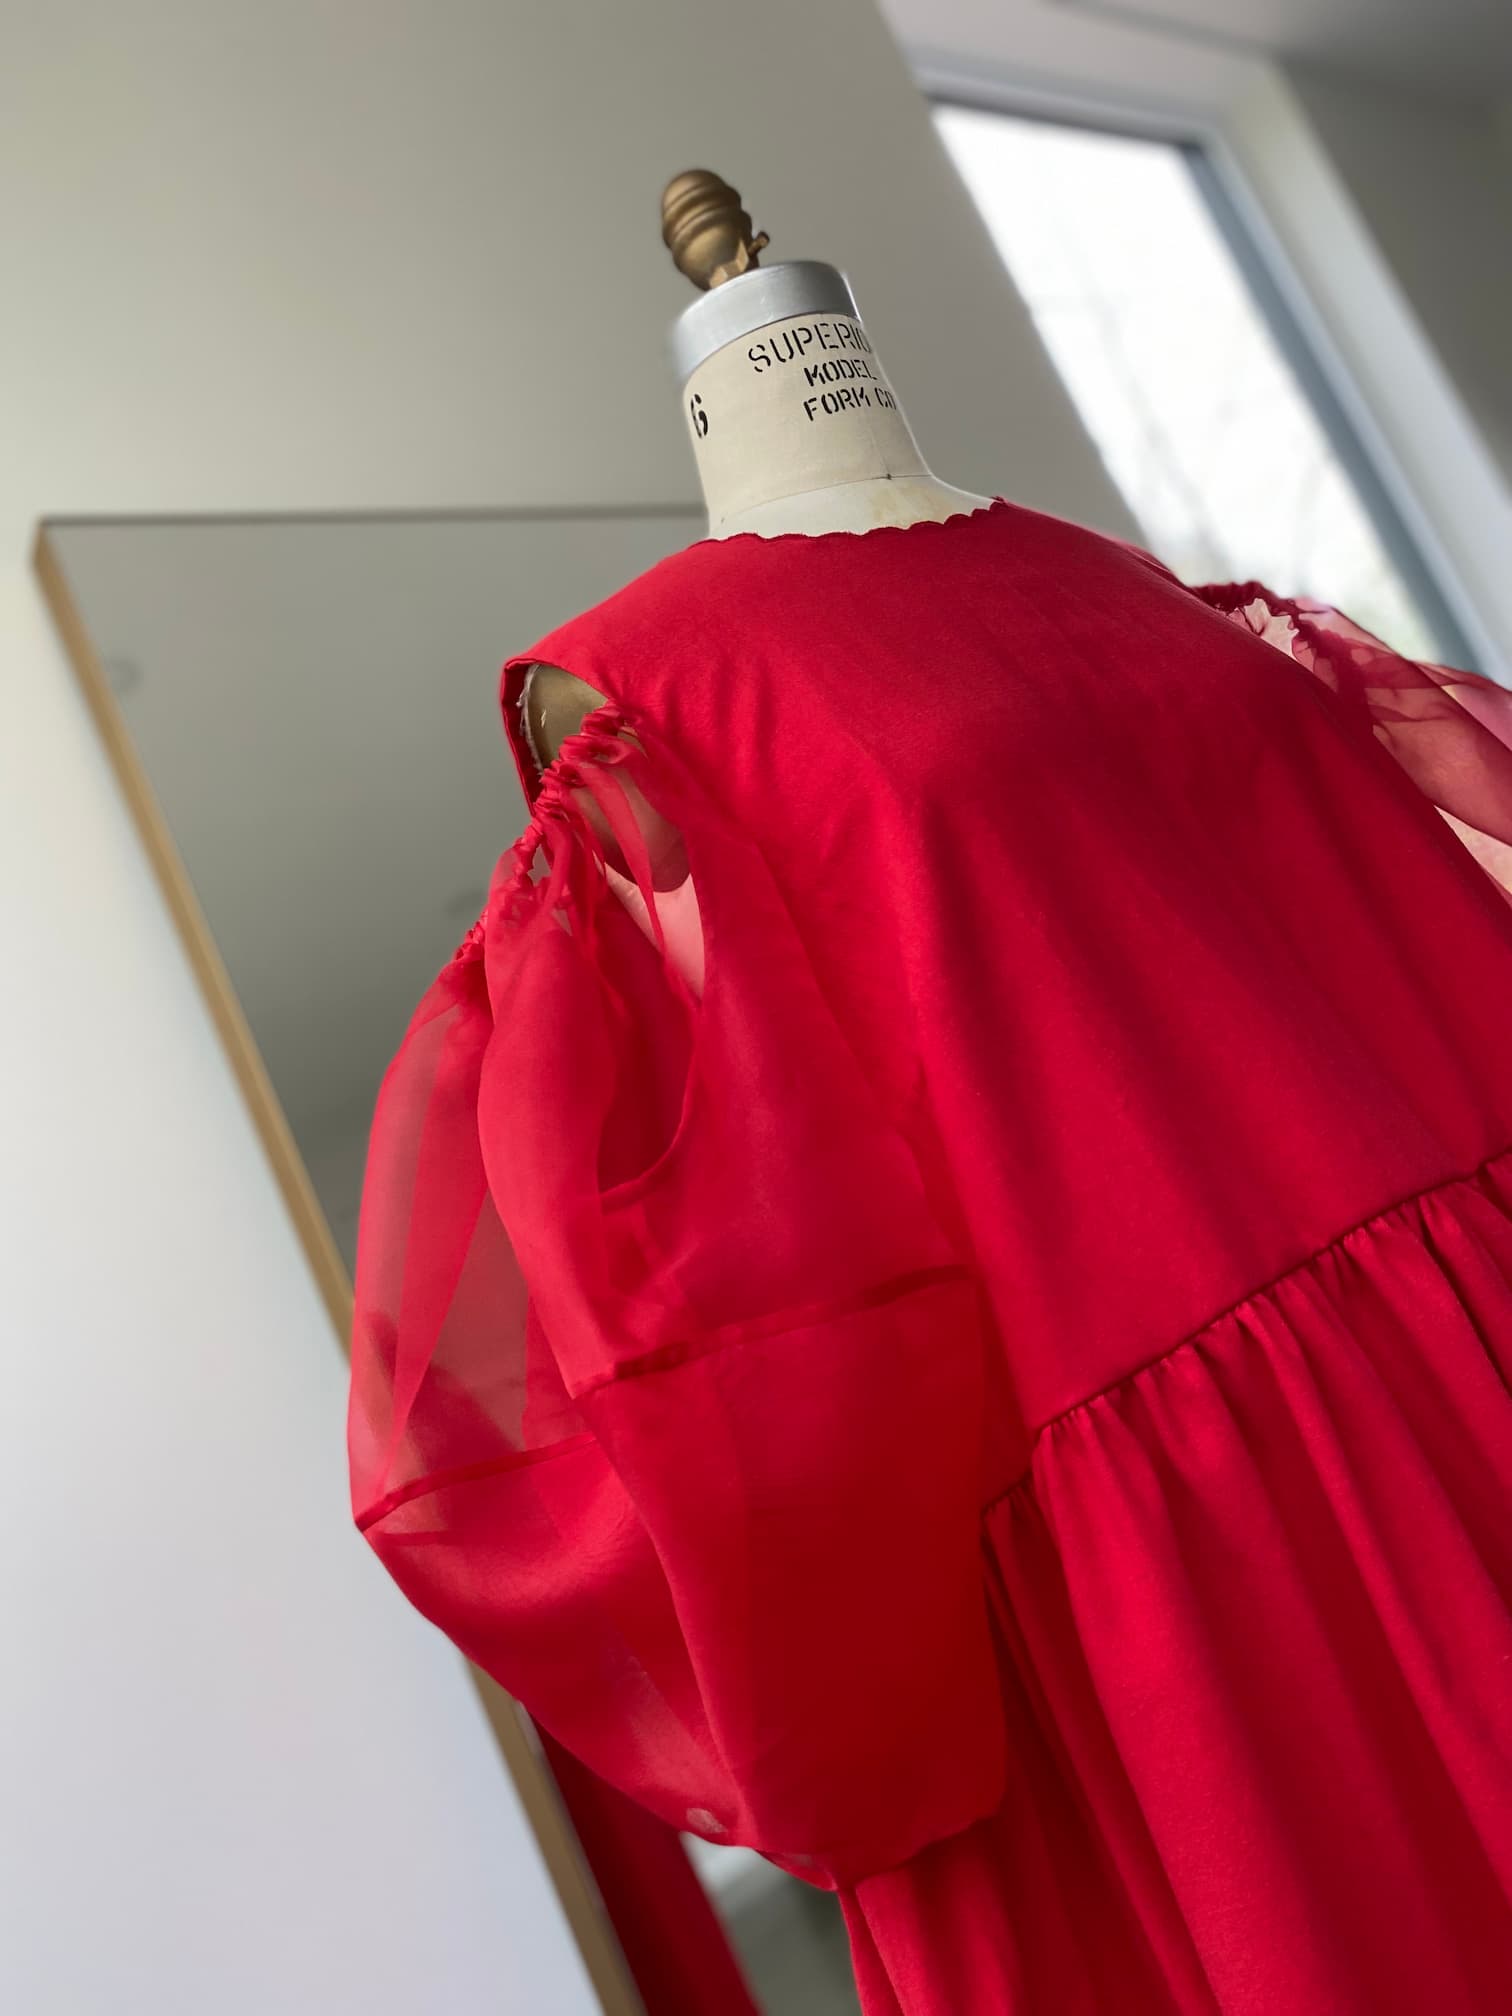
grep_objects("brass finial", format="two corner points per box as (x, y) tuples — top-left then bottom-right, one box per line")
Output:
(661, 169), (770, 291)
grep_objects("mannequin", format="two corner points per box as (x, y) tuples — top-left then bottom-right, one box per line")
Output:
(524, 170), (990, 764)
(662, 169), (988, 541)
(355, 166), (1512, 2016)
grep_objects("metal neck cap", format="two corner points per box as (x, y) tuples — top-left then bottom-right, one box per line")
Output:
(668, 260), (861, 385)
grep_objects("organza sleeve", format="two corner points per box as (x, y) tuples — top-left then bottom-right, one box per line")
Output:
(1193, 583), (1512, 906)
(349, 706), (1005, 1889)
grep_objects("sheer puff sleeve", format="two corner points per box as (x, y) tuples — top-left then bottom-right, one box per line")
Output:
(347, 704), (1005, 1889)
(1193, 583), (1512, 906)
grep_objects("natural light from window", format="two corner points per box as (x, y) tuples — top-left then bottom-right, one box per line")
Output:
(935, 104), (1439, 661)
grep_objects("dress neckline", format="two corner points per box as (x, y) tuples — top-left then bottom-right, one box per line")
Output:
(684, 493), (1012, 554)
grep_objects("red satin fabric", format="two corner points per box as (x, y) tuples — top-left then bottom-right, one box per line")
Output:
(350, 498), (1512, 2012)
(536, 1730), (759, 2016)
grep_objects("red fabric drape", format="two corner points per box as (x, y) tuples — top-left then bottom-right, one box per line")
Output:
(350, 498), (1512, 2013)
(349, 703), (1005, 1893)
(539, 1730), (759, 2016)
(1192, 582), (1512, 903)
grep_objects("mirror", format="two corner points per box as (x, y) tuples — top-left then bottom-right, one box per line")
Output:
(38, 506), (861, 2016)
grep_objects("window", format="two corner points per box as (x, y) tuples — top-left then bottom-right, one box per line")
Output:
(935, 103), (1467, 666)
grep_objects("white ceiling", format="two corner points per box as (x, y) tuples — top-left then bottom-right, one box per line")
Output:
(1052, 0), (1512, 100)
(52, 510), (702, 1263)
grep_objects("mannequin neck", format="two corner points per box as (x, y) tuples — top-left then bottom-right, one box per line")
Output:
(680, 308), (986, 539)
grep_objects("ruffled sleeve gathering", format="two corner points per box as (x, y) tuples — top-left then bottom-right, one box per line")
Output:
(347, 703), (1006, 1887)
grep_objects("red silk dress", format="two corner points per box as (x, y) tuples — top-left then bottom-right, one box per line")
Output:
(349, 497), (1512, 2014)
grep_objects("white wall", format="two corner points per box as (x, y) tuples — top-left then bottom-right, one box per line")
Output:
(1285, 67), (1512, 492)
(1, 615), (597, 2012)
(0, 3), (1126, 2010)
(1221, 65), (1512, 676)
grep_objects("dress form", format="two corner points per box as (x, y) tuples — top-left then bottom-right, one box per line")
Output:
(663, 174), (988, 540)
(524, 171), (988, 761)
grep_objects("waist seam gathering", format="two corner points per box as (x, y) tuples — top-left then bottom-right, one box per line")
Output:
(985, 1136), (1512, 1516)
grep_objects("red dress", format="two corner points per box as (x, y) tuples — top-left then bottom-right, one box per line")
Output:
(349, 497), (1512, 2014)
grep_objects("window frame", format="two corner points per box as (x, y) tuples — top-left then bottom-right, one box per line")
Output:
(910, 44), (1510, 682)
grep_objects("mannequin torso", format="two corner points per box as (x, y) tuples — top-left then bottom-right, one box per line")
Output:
(680, 303), (987, 541)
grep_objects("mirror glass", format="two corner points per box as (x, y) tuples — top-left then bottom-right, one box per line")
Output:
(49, 510), (700, 1266)
(44, 506), (860, 2015)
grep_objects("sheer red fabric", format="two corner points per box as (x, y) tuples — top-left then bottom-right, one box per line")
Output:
(349, 700), (1004, 1889)
(1192, 581), (1512, 904)
(351, 498), (1512, 2013)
